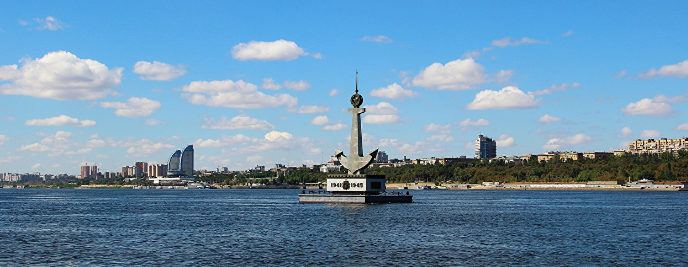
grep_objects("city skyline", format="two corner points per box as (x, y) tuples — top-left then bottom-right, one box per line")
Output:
(2, 1), (688, 174)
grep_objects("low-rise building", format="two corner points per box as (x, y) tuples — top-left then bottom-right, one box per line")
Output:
(320, 159), (342, 173)
(628, 138), (688, 154)
(583, 152), (614, 160)
(489, 156), (523, 164)
(438, 157), (472, 165)
(537, 152), (583, 162)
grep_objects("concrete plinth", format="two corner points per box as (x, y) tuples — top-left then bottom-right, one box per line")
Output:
(298, 193), (412, 203)
(299, 174), (412, 203)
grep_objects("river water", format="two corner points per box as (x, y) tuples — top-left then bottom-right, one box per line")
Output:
(0, 189), (686, 266)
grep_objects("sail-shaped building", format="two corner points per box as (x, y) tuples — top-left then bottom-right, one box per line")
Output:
(166, 145), (194, 177)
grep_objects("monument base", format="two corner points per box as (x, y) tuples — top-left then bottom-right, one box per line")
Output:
(299, 174), (412, 203)
(298, 193), (412, 203)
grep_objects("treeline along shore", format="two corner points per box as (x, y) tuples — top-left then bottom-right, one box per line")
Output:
(369, 152), (688, 185)
(5, 152), (688, 189)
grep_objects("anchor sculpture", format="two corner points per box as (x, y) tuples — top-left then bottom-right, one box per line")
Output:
(335, 71), (378, 175)
(298, 71), (412, 203)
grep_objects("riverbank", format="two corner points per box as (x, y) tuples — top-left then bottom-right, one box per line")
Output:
(6, 182), (684, 191)
(386, 182), (685, 191)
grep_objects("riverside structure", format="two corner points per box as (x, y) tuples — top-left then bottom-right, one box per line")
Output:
(299, 72), (412, 203)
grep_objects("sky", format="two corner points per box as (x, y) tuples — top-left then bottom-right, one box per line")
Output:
(2, 1), (688, 175)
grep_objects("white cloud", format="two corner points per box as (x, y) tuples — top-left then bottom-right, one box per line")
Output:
(397, 141), (428, 155)
(287, 105), (329, 114)
(675, 123), (688, 131)
(496, 135), (515, 147)
(411, 58), (486, 90)
(562, 30), (575, 37)
(653, 94), (688, 103)
(423, 123), (452, 134)
(224, 131), (315, 155)
(25, 115), (96, 127)
(261, 78), (281, 90)
(617, 127), (633, 138)
(621, 98), (675, 117)
(246, 156), (263, 163)
(34, 16), (68, 31)
(493, 69), (514, 83)
(639, 60), (688, 79)
(100, 97), (161, 117)
(640, 130), (661, 138)
(0, 51), (122, 100)
(310, 115), (331, 125)
(306, 148), (322, 155)
(48, 148), (92, 157)
(362, 102), (403, 124)
(466, 86), (541, 110)
(322, 123), (348, 131)
(0, 135), (9, 147)
(361, 35), (393, 43)
(265, 131), (293, 141)
(31, 163), (42, 170)
(3, 116), (15, 121)
(426, 135), (454, 142)
(543, 133), (592, 150)
(363, 115), (403, 124)
(54, 131), (73, 138)
(133, 61), (186, 81)
(38, 131), (77, 151)
(532, 82), (580, 95)
(311, 53), (324, 59)
(86, 139), (107, 148)
(231, 40), (307, 61)
(398, 70), (413, 78)
(195, 134), (251, 148)
(0, 156), (22, 164)
(201, 115), (275, 130)
(328, 89), (340, 97)
(613, 70), (627, 78)
(139, 119), (166, 126)
(181, 79), (298, 109)
(370, 83), (421, 100)
(458, 118), (490, 126)
(126, 143), (175, 156)
(364, 102), (400, 115)
(537, 114), (563, 125)
(283, 80), (311, 91)
(20, 143), (51, 152)
(492, 37), (546, 47)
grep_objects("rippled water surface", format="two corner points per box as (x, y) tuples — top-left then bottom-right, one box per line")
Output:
(1, 189), (687, 266)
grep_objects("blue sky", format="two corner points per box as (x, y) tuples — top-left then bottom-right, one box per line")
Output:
(2, 1), (688, 175)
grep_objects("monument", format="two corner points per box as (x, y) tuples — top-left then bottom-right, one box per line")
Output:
(299, 72), (412, 203)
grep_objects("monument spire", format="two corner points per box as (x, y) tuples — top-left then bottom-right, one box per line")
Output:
(335, 71), (377, 174)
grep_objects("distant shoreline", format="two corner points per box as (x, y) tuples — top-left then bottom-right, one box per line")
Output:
(4, 183), (684, 191)
(386, 182), (685, 191)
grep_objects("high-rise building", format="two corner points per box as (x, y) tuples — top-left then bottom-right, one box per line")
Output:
(376, 151), (388, 163)
(166, 145), (194, 177)
(474, 135), (497, 159)
(121, 166), (138, 177)
(148, 164), (168, 178)
(181, 145), (194, 177)
(90, 166), (98, 179)
(135, 162), (148, 177)
(80, 165), (90, 179)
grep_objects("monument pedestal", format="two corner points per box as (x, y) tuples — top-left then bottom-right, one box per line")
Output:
(298, 174), (412, 203)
